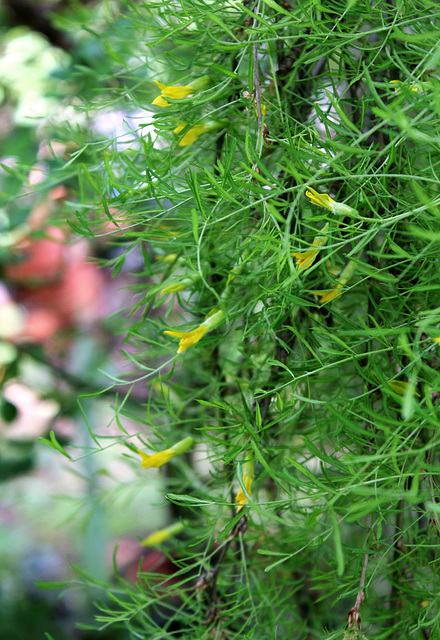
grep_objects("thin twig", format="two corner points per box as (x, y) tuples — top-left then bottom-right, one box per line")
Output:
(252, 42), (264, 155)
(196, 514), (248, 624)
(388, 501), (405, 630)
(346, 514), (372, 632)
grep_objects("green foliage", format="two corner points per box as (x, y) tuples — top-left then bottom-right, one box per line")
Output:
(36, 0), (440, 637)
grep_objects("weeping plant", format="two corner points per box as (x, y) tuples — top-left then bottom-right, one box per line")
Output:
(36, 0), (440, 638)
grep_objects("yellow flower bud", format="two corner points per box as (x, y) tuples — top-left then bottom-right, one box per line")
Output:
(173, 123), (211, 146)
(310, 283), (344, 304)
(292, 224), (329, 271)
(138, 436), (195, 468)
(387, 380), (420, 398)
(164, 309), (225, 353)
(309, 260), (356, 304)
(306, 187), (357, 216)
(152, 76), (210, 107)
(173, 120), (223, 146)
(141, 521), (185, 547)
(159, 276), (197, 295)
(306, 187), (335, 211)
(236, 458), (254, 512)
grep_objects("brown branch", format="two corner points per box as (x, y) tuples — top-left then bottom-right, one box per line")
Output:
(196, 514), (248, 625)
(345, 514), (372, 634)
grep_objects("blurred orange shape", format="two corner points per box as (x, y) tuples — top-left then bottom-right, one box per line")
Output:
(19, 308), (64, 343)
(21, 260), (104, 325)
(5, 226), (66, 284)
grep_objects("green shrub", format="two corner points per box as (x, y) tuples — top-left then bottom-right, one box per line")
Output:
(40, 1), (440, 637)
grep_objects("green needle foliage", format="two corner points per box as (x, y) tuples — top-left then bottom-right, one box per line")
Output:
(45, 0), (440, 637)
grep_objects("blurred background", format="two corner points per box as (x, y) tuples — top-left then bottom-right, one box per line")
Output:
(0, 2), (166, 637)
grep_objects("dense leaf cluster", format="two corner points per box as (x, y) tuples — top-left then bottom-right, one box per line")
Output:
(47, 0), (440, 638)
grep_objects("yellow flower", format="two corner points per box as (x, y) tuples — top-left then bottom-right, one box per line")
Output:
(164, 323), (209, 351)
(226, 267), (240, 287)
(164, 308), (225, 353)
(293, 246), (321, 271)
(388, 380), (420, 398)
(138, 447), (175, 468)
(141, 522), (185, 547)
(173, 123), (211, 146)
(292, 224), (329, 272)
(389, 80), (421, 94)
(156, 253), (179, 263)
(236, 458), (254, 512)
(152, 81), (195, 107)
(152, 76), (209, 107)
(433, 337), (440, 345)
(309, 260), (355, 304)
(306, 187), (357, 216)
(173, 118), (224, 146)
(160, 276), (197, 295)
(306, 187), (335, 211)
(310, 283), (344, 304)
(160, 282), (187, 294)
(236, 474), (252, 511)
(138, 436), (195, 468)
